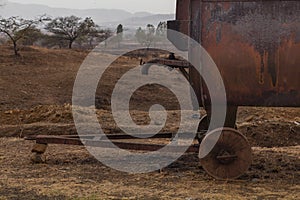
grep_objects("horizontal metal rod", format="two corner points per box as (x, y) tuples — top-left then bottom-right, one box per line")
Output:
(85, 140), (199, 153)
(27, 132), (198, 141)
(34, 135), (199, 153)
(147, 58), (191, 68)
(60, 133), (175, 140)
(36, 136), (83, 146)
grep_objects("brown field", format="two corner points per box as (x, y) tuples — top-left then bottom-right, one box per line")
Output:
(0, 46), (299, 199)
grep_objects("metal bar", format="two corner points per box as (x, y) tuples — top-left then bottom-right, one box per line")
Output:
(178, 66), (190, 81)
(148, 58), (192, 68)
(36, 136), (84, 146)
(217, 155), (238, 160)
(26, 133), (173, 141)
(28, 132), (198, 141)
(33, 135), (199, 153)
(60, 132), (175, 140)
(84, 140), (199, 153)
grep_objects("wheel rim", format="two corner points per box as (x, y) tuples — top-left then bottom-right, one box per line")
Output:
(197, 114), (210, 143)
(199, 128), (252, 180)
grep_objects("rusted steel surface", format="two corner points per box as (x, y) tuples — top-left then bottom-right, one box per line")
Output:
(169, 0), (300, 107)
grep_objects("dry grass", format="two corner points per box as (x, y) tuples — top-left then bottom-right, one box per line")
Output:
(0, 45), (299, 199)
(0, 138), (299, 200)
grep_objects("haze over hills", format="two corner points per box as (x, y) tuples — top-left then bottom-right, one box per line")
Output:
(0, 1), (175, 29)
(105, 14), (175, 29)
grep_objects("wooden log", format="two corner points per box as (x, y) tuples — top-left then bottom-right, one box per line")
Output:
(31, 143), (48, 154)
(30, 153), (46, 164)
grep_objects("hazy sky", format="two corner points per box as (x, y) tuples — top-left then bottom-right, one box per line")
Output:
(9, 0), (176, 13)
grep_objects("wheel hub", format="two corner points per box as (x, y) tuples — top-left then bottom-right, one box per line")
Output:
(216, 149), (237, 164)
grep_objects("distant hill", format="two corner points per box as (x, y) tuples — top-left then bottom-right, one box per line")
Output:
(104, 14), (175, 29)
(0, 2), (175, 29)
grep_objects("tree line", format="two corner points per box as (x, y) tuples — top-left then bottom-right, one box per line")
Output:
(0, 15), (114, 56)
(0, 15), (167, 56)
(135, 22), (167, 49)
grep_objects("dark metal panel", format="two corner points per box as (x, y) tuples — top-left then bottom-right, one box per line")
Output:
(176, 0), (191, 20)
(189, 0), (204, 109)
(167, 0), (192, 50)
(167, 20), (190, 50)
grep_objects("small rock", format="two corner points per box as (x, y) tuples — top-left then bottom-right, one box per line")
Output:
(4, 110), (13, 114)
(251, 178), (260, 183)
(31, 153), (46, 164)
(294, 121), (300, 126)
(32, 143), (48, 153)
(245, 115), (255, 122)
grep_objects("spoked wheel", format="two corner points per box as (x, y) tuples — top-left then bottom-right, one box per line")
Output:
(196, 114), (238, 144)
(197, 114), (210, 143)
(199, 128), (252, 180)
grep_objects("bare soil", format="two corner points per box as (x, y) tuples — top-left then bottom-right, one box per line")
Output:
(0, 46), (299, 199)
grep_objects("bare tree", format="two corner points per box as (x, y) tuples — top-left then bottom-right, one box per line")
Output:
(19, 27), (43, 46)
(41, 34), (69, 49)
(156, 21), (167, 39)
(46, 16), (97, 49)
(116, 24), (123, 48)
(0, 16), (39, 56)
(86, 28), (113, 49)
(77, 23), (113, 49)
(135, 24), (156, 49)
(135, 27), (146, 45)
(101, 29), (113, 47)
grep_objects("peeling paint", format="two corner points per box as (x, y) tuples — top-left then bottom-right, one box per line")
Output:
(205, 2), (300, 86)
(168, 0), (300, 107)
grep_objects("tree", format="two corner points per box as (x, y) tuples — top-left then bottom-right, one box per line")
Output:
(45, 16), (97, 49)
(0, 16), (39, 55)
(101, 29), (113, 47)
(156, 21), (167, 40)
(146, 24), (156, 47)
(40, 34), (69, 49)
(18, 27), (43, 46)
(135, 27), (146, 45)
(135, 24), (156, 49)
(116, 24), (123, 47)
(84, 27), (113, 49)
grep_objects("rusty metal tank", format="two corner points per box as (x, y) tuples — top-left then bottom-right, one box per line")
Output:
(161, 0), (300, 179)
(168, 0), (300, 108)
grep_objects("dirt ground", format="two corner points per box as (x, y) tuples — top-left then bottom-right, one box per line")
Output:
(0, 138), (299, 200)
(0, 46), (299, 199)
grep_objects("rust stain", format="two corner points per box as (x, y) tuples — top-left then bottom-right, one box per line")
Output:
(168, 0), (300, 107)
(203, 2), (300, 87)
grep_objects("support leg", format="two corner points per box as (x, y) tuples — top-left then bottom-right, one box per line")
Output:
(205, 105), (238, 129)
(224, 106), (238, 128)
(31, 143), (48, 164)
